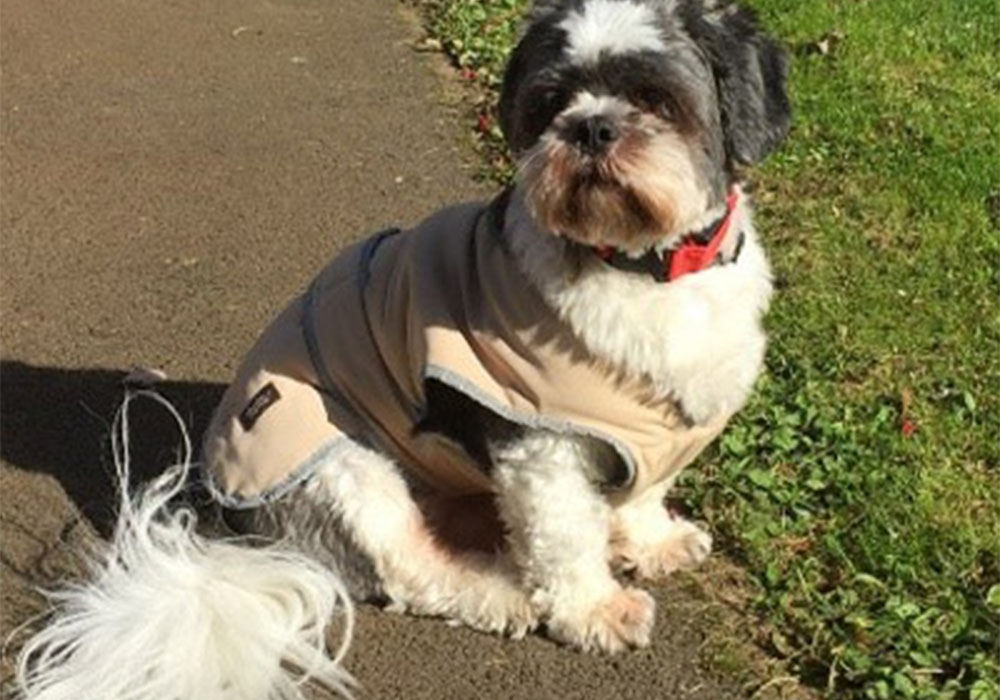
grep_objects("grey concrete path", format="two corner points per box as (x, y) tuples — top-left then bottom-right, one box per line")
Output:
(1, 0), (748, 696)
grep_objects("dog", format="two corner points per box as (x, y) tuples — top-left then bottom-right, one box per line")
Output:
(15, 0), (789, 697)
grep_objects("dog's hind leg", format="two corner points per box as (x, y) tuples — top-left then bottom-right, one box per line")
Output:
(260, 439), (537, 638)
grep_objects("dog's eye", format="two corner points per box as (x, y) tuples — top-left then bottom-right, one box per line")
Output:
(525, 85), (566, 117)
(538, 87), (566, 108)
(521, 85), (571, 141)
(630, 88), (671, 119)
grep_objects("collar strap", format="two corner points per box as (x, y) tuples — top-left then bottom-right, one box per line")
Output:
(594, 189), (742, 283)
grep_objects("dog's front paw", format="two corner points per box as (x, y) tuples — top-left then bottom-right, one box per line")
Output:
(612, 518), (712, 580)
(546, 586), (655, 653)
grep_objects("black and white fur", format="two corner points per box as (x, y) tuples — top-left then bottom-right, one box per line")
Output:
(16, 1), (789, 697)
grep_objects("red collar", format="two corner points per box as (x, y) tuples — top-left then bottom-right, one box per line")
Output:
(594, 189), (741, 282)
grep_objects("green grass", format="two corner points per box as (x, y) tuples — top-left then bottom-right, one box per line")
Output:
(413, 1), (1000, 697)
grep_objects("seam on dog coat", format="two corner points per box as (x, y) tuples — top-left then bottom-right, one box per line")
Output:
(202, 199), (729, 509)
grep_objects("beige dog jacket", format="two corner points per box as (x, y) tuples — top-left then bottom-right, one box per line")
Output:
(203, 200), (728, 508)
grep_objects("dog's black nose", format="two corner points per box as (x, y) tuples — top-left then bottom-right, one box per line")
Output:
(569, 115), (620, 155)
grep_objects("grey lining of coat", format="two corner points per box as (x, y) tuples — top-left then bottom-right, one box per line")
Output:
(422, 364), (637, 492)
(204, 434), (359, 510)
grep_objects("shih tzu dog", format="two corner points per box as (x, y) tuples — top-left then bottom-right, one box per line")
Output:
(16, 0), (789, 698)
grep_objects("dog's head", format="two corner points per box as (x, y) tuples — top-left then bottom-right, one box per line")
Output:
(499, 0), (790, 251)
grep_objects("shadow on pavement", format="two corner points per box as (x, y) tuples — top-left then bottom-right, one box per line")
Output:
(0, 360), (224, 536)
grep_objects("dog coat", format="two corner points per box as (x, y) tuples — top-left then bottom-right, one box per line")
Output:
(202, 199), (729, 508)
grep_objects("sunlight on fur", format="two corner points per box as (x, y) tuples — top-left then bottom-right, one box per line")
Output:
(14, 390), (355, 700)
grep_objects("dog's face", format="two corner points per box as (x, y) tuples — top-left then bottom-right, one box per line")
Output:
(499, 0), (790, 251)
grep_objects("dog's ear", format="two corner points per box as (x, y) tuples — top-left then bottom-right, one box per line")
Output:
(498, 32), (531, 152)
(684, 2), (791, 166)
(498, 18), (565, 155)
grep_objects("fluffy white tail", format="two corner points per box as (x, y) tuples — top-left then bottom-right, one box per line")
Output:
(14, 389), (355, 700)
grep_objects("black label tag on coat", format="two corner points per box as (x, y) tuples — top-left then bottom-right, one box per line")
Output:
(239, 382), (281, 431)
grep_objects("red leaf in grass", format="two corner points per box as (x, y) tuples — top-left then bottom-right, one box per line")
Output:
(900, 388), (917, 437)
(477, 112), (492, 134)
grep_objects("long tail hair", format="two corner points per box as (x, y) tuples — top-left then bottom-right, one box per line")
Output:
(14, 389), (355, 700)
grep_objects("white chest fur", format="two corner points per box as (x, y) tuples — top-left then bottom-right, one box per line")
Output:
(505, 191), (773, 425)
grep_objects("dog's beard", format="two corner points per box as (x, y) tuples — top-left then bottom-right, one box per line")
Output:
(519, 116), (708, 253)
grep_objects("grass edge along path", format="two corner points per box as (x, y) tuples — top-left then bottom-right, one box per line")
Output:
(409, 1), (1000, 698)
